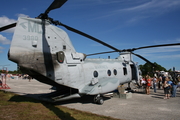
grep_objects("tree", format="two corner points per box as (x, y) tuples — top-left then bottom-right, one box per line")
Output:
(139, 62), (167, 77)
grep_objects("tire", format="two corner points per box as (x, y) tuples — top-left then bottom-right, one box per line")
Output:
(97, 97), (104, 105)
(93, 96), (98, 103)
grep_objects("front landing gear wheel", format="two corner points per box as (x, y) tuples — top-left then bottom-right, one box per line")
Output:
(97, 97), (104, 105)
(94, 95), (104, 105)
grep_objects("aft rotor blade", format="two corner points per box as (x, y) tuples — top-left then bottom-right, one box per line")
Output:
(87, 51), (117, 56)
(130, 43), (180, 51)
(131, 52), (155, 67)
(58, 22), (120, 52)
(0, 23), (16, 32)
(45, 0), (67, 15)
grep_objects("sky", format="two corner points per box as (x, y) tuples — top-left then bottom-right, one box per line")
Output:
(0, 0), (180, 71)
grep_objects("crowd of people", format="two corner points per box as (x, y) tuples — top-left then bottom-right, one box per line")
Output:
(0, 72), (33, 84)
(140, 74), (180, 99)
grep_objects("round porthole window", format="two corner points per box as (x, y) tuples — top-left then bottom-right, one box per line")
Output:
(93, 71), (98, 77)
(107, 70), (111, 76)
(114, 69), (117, 75)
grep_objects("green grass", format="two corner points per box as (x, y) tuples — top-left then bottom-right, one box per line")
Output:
(0, 90), (122, 120)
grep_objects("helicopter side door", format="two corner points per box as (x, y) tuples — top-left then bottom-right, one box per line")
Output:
(119, 62), (133, 84)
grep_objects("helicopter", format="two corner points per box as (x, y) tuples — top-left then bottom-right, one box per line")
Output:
(1, 0), (180, 104)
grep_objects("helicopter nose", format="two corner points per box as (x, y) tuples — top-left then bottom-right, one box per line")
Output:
(8, 49), (16, 63)
(8, 48), (19, 64)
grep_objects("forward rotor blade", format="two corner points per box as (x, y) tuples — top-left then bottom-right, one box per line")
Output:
(45, 0), (67, 15)
(131, 52), (155, 67)
(130, 43), (180, 51)
(0, 23), (16, 32)
(58, 22), (120, 52)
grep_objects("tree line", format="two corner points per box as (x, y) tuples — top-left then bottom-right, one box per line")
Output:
(139, 62), (173, 77)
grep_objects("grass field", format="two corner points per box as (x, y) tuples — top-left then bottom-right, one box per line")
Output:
(0, 90), (122, 120)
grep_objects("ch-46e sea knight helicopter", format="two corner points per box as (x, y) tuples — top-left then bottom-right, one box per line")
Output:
(1, 0), (180, 104)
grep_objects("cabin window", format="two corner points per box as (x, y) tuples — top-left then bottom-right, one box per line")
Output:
(114, 69), (117, 75)
(123, 67), (127, 75)
(93, 71), (98, 78)
(107, 70), (111, 76)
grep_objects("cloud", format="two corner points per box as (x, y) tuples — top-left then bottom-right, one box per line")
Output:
(157, 54), (180, 59)
(135, 37), (180, 52)
(116, 0), (180, 14)
(0, 34), (11, 44)
(122, 0), (180, 23)
(152, 38), (180, 47)
(0, 16), (17, 33)
(16, 14), (29, 18)
(136, 46), (180, 54)
(134, 38), (180, 60)
(95, 0), (180, 24)
(0, 14), (28, 33)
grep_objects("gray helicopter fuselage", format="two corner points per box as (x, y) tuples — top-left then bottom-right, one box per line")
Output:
(8, 17), (138, 96)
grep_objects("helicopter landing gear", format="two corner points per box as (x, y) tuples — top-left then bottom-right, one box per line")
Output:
(94, 94), (104, 105)
(126, 82), (132, 90)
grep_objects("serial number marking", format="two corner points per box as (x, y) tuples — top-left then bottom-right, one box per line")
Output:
(23, 35), (38, 41)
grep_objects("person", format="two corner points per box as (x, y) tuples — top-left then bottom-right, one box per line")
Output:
(146, 75), (151, 95)
(1, 72), (5, 82)
(162, 74), (166, 88)
(163, 77), (171, 99)
(0, 73), (2, 86)
(171, 80), (177, 97)
(141, 77), (146, 93)
(139, 75), (142, 86)
(158, 76), (162, 89)
(28, 75), (32, 82)
(152, 76), (157, 93)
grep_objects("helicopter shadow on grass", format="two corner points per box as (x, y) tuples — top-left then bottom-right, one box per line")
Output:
(8, 93), (76, 120)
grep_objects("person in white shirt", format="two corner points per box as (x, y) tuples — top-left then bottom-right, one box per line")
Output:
(152, 76), (157, 93)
